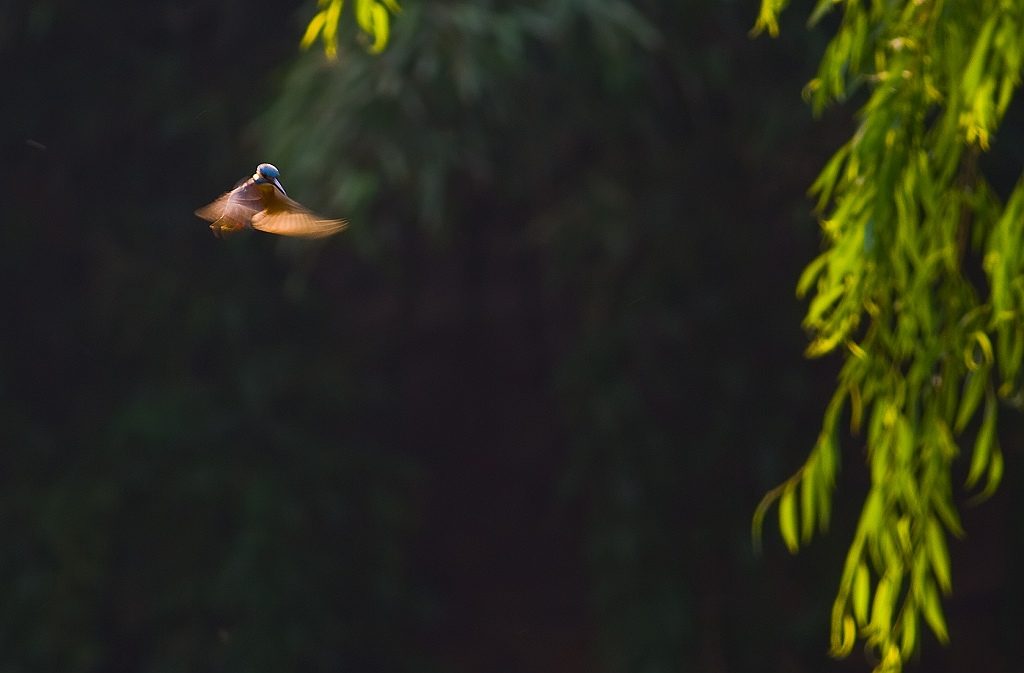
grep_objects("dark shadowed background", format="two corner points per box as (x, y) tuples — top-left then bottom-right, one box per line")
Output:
(1, 0), (1021, 671)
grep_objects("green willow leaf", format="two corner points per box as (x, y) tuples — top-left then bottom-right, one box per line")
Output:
(796, 252), (831, 298)
(962, 14), (998, 98)
(853, 562), (871, 626)
(322, 0), (343, 57)
(750, 0), (789, 37)
(954, 367), (987, 433)
(810, 143), (851, 210)
(975, 445), (1004, 502)
(807, 0), (839, 28)
(356, 0), (373, 31)
(779, 483), (800, 553)
(368, 2), (391, 53)
(900, 607), (917, 659)
(924, 517), (952, 594)
(300, 10), (329, 49)
(920, 578), (950, 644)
(966, 390), (996, 488)
(801, 453), (818, 542)
(815, 426), (839, 533)
(869, 573), (895, 643)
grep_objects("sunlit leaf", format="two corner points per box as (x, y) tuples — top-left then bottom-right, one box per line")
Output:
(368, 3), (390, 53)
(830, 614), (857, 658)
(965, 389), (996, 488)
(779, 482), (800, 553)
(322, 0), (343, 59)
(870, 573), (894, 643)
(301, 0), (399, 57)
(801, 454), (817, 542)
(954, 367), (987, 433)
(815, 432), (837, 533)
(807, 0), (839, 29)
(962, 15), (998, 98)
(894, 415), (914, 466)
(920, 578), (949, 644)
(848, 382), (863, 432)
(972, 330), (995, 367)
(750, 0), (789, 37)
(853, 562), (871, 625)
(810, 143), (851, 210)
(796, 252), (830, 299)
(931, 483), (964, 539)
(900, 607), (917, 659)
(300, 10), (329, 49)
(356, 0), (373, 32)
(881, 644), (902, 671)
(924, 517), (952, 594)
(974, 444), (1004, 503)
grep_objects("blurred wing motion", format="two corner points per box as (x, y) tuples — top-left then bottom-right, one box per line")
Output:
(195, 181), (265, 238)
(194, 196), (228, 222)
(251, 193), (348, 239)
(197, 164), (347, 239)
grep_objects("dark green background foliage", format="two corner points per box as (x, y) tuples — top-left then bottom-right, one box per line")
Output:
(0, 0), (1020, 671)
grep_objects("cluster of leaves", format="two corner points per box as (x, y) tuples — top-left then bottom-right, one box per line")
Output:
(302, 0), (402, 57)
(754, 0), (1024, 671)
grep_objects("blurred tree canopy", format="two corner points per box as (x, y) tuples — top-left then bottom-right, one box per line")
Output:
(754, 1), (1024, 671)
(262, 0), (858, 669)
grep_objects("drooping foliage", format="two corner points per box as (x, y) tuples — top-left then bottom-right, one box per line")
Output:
(301, 0), (402, 57)
(754, 1), (1024, 671)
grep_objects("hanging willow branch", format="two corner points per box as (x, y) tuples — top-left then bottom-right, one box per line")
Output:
(753, 1), (1024, 671)
(302, 0), (402, 58)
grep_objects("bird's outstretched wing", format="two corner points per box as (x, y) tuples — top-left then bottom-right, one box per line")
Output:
(195, 181), (264, 221)
(196, 181), (268, 237)
(194, 193), (231, 222)
(251, 193), (348, 239)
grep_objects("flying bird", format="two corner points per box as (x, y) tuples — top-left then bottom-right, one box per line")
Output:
(196, 163), (347, 239)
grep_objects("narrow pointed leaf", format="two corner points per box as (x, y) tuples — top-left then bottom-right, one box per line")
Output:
(954, 368), (988, 433)
(921, 579), (949, 644)
(966, 390), (996, 488)
(853, 562), (870, 626)
(925, 517), (952, 594)
(779, 483), (800, 553)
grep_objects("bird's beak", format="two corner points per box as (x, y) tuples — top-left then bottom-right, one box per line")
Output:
(272, 177), (286, 196)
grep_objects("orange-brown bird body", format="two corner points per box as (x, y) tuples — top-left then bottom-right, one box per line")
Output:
(196, 163), (346, 239)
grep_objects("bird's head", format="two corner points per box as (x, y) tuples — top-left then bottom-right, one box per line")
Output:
(254, 163), (286, 195)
